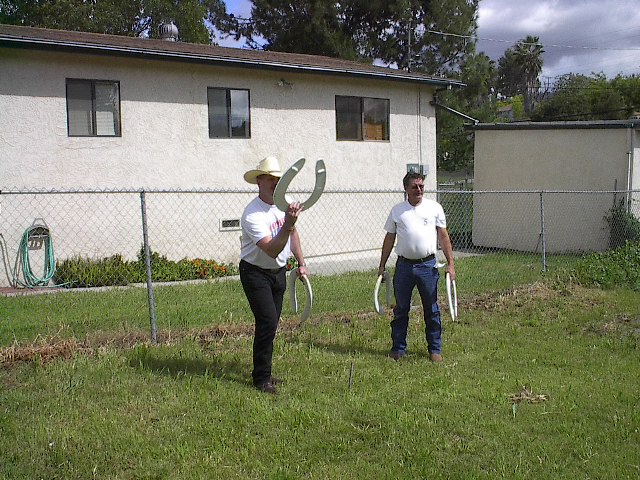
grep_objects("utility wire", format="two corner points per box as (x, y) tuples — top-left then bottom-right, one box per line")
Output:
(426, 29), (640, 52)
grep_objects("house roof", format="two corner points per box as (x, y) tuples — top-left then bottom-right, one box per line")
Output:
(0, 23), (464, 88)
(468, 119), (640, 131)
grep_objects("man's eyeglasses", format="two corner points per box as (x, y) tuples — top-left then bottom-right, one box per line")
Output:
(410, 184), (424, 190)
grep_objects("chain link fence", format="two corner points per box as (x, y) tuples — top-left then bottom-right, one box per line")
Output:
(2, 188), (639, 339)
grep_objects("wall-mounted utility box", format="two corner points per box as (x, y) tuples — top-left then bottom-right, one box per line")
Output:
(406, 163), (427, 176)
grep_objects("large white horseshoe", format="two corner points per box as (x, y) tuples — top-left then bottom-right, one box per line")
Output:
(289, 267), (313, 323)
(374, 271), (392, 314)
(273, 158), (326, 212)
(445, 272), (458, 321)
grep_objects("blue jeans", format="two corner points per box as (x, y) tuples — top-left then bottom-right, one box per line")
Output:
(391, 257), (442, 355)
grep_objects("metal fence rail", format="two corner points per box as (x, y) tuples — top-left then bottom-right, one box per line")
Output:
(2, 188), (639, 340)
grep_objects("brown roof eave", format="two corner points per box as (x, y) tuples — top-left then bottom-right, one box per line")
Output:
(0, 26), (464, 88)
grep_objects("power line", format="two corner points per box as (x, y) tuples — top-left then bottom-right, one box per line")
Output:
(426, 29), (640, 52)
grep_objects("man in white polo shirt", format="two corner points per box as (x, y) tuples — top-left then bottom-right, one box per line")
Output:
(378, 171), (456, 362)
(240, 156), (308, 394)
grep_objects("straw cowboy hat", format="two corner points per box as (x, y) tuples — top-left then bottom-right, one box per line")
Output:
(243, 156), (284, 184)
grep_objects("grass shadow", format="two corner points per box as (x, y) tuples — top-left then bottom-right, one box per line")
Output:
(127, 349), (251, 387)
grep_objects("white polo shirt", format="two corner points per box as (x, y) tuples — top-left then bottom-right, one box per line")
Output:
(241, 197), (291, 269)
(384, 199), (446, 259)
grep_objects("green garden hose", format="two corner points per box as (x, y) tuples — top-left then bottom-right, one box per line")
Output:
(16, 224), (56, 288)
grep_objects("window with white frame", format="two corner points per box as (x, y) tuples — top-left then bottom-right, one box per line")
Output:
(66, 79), (121, 137)
(335, 95), (390, 141)
(207, 88), (251, 138)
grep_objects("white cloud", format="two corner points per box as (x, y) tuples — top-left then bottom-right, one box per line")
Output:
(477, 0), (640, 78)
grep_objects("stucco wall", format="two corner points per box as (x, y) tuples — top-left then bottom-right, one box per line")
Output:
(0, 48), (436, 190)
(473, 127), (634, 253)
(0, 47), (437, 286)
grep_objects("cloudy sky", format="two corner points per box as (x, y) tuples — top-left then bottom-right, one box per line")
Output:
(220, 0), (640, 80)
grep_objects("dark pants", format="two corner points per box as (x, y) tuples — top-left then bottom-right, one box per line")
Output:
(239, 259), (286, 386)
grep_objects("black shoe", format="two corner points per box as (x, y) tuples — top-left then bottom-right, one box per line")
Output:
(255, 381), (278, 395)
(389, 351), (405, 361)
(270, 376), (284, 385)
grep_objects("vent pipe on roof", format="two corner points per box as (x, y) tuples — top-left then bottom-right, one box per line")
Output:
(158, 22), (179, 41)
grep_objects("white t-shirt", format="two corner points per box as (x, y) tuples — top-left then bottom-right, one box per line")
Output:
(384, 199), (447, 259)
(241, 197), (291, 269)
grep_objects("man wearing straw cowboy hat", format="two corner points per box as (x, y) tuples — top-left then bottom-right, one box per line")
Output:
(378, 171), (456, 363)
(240, 156), (308, 394)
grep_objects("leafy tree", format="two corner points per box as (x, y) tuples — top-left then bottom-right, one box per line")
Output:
(0, 0), (229, 44)
(610, 74), (640, 114)
(532, 73), (633, 121)
(243, 0), (357, 58)
(243, 0), (479, 75)
(513, 35), (544, 114)
(436, 91), (497, 172)
(458, 51), (496, 107)
(496, 48), (526, 98)
(372, 0), (479, 75)
(434, 51), (497, 171)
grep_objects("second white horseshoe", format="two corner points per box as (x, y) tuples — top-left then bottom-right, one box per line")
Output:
(289, 267), (313, 323)
(273, 158), (326, 212)
(445, 272), (458, 321)
(374, 271), (392, 314)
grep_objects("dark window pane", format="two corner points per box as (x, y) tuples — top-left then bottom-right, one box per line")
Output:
(336, 96), (362, 140)
(67, 81), (93, 136)
(230, 89), (250, 138)
(208, 88), (229, 138)
(95, 81), (119, 136)
(364, 98), (389, 141)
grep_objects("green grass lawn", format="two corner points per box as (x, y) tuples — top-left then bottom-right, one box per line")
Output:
(1, 253), (639, 479)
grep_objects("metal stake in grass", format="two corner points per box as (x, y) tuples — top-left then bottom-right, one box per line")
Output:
(348, 361), (355, 390)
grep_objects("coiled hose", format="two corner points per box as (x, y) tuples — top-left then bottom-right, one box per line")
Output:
(15, 224), (56, 288)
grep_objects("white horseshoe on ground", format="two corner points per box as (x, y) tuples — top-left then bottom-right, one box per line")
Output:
(374, 271), (392, 314)
(289, 267), (313, 323)
(445, 272), (458, 321)
(273, 158), (327, 212)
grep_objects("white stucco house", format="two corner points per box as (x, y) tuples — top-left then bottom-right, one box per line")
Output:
(471, 120), (640, 253)
(0, 24), (463, 286)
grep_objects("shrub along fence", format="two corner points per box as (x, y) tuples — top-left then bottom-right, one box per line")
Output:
(1, 188), (639, 340)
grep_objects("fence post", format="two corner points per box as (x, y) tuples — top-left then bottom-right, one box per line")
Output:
(539, 191), (547, 272)
(140, 191), (158, 343)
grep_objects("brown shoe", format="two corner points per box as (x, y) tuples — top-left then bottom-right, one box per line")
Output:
(429, 353), (443, 363)
(255, 381), (278, 394)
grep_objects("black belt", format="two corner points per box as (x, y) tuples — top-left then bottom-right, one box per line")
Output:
(240, 259), (285, 274)
(398, 254), (435, 264)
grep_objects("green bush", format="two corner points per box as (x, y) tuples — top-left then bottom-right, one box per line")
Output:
(54, 248), (237, 288)
(606, 200), (640, 248)
(54, 254), (136, 288)
(573, 241), (640, 290)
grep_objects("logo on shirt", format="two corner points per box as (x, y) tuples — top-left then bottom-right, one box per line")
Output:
(271, 217), (286, 237)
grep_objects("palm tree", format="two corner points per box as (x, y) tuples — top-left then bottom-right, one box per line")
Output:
(514, 35), (544, 114)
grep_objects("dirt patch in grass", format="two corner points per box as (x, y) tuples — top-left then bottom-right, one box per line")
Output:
(464, 281), (560, 312)
(0, 314), (371, 368)
(587, 313), (640, 337)
(1, 283), (632, 368)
